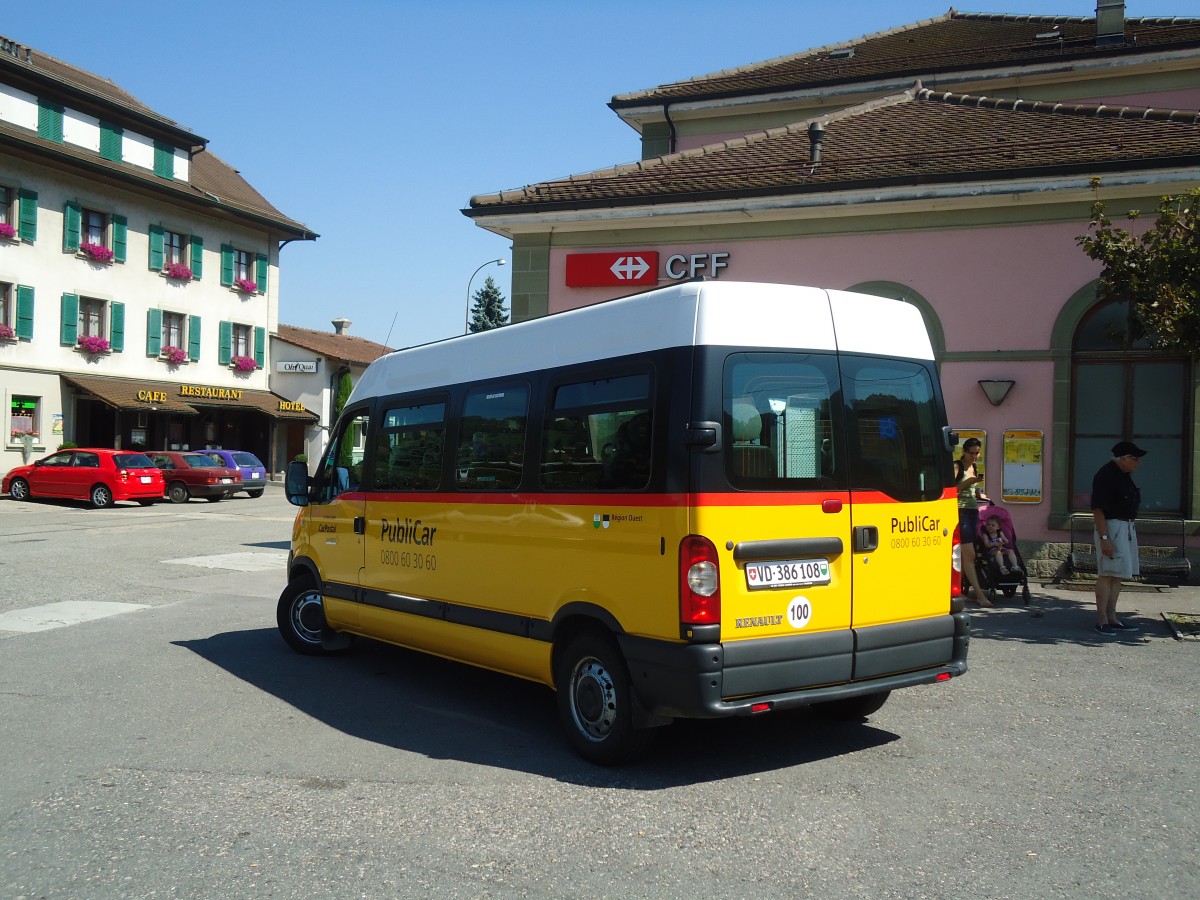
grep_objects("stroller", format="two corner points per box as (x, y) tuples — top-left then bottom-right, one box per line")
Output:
(974, 500), (1031, 605)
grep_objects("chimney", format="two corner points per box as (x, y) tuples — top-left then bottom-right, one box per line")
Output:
(331, 318), (351, 335)
(1096, 0), (1125, 46)
(807, 122), (825, 164)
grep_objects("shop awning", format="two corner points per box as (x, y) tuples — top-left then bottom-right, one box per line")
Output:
(63, 374), (318, 421)
(64, 374), (197, 414)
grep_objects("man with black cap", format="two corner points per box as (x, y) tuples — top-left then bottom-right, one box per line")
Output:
(1090, 440), (1148, 636)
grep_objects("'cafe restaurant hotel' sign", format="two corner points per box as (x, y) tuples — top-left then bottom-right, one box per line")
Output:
(135, 384), (308, 414)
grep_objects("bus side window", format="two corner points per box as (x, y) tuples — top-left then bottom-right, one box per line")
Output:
(455, 383), (529, 491)
(319, 410), (369, 502)
(375, 400), (446, 491)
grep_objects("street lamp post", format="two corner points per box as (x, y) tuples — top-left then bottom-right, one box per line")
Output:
(466, 258), (506, 334)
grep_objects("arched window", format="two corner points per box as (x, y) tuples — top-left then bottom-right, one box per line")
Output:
(1070, 298), (1188, 514)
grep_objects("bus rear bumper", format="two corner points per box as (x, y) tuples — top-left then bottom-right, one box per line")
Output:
(617, 611), (970, 720)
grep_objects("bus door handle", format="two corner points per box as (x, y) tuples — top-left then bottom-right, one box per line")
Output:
(354, 516), (365, 535)
(853, 525), (879, 553)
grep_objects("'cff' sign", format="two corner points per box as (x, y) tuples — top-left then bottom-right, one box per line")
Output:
(565, 252), (659, 287)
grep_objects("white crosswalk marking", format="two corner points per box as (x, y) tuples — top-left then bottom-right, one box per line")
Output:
(0, 601), (150, 633)
(163, 550), (287, 572)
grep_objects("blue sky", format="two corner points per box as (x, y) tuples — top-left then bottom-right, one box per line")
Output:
(4, 1), (1187, 347)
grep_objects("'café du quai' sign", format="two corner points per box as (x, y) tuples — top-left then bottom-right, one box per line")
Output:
(277, 360), (318, 373)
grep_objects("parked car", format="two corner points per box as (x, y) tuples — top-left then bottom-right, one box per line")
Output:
(203, 449), (267, 498)
(150, 451), (243, 503)
(3, 448), (164, 508)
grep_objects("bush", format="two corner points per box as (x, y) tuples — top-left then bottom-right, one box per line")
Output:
(57, 441), (78, 450)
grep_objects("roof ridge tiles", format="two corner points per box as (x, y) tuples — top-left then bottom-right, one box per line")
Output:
(918, 86), (1200, 123)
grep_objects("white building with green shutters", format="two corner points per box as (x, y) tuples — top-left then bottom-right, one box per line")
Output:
(0, 34), (317, 477)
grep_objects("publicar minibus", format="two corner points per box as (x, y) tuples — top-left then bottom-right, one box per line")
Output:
(280, 281), (969, 764)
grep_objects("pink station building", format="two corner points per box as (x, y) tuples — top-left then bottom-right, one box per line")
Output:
(464, 6), (1200, 578)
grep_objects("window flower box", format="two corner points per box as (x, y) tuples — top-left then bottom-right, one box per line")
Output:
(164, 262), (193, 281)
(233, 277), (259, 294)
(0, 223), (15, 240)
(79, 241), (114, 263)
(230, 354), (257, 372)
(78, 335), (111, 354)
(0, 323), (15, 341)
(162, 345), (188, 365)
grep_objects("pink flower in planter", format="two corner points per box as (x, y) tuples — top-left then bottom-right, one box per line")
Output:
(233, 277), (258, 294)
(78, 335), (111, 354)
(165, 262), (193, 280)
(79, 242), (115, 263)
(162, 345), (188, 365)
(230, 355), (257, 372)
(0, 323), (16, 340)
(0, 223), (15, 239)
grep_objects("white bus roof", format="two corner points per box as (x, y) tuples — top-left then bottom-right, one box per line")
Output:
(349, 281), (934, 404)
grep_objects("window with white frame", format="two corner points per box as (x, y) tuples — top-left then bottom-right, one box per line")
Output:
(0, 185), (12, 228)
(10, 395), (39, 442)
(164, 229), (186, 265)
(163, 311), (186, 347)
(232, 322), (253, 357)
(234, 249), (254, 282)
(0, 281), (11, 329)
(80, 296), (106, 338)
(83, 208), (108, 248)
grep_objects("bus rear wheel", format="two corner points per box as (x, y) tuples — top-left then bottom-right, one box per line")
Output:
(554, 631), (654, 766)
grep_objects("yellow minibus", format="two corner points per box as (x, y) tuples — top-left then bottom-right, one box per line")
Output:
(280, 281), (969, 764)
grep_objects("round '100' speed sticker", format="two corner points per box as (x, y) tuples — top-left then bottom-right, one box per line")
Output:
(787, 596), (812, 630)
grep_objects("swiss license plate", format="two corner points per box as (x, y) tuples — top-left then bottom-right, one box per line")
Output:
(745, 558), (830, 590)
(220, 477), (231, 484)
(139, 476), (152, 484)
(251, 472), (261, 479)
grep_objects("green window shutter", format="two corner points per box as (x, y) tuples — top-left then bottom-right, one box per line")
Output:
(153, 141), (174, 179)
(220, 244), (234, 286)
(100, 122), (123, 161)
(147, 308), (163, 356)
(18, 189), (37, 242)
(60, 293), (79, 345)
(15, 285), (34, 340)
(253, 326), (266, 367)
(218, 320), (232, 365)
(112, 214), (127, 263)
(190, 235), (204, 280)
(63, 201), (81, 252)
(109, 301), (125, 352)
(255, 254), (268, 293)
(148, 224), (164, 270)
(37, 99), (63, 141)
(188, 315), (201, 361)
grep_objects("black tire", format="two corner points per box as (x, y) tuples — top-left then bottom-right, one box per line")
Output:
(137, 499), (156, 507)
(554, 630), (655, 765)
(814, 690), (891, 720)
(247, 490), (264, 499)
(90, 483), (114, 509)
(277, 578), (344, 656)
(167, 481), (189, 504)
(9, 477), (30, 501)
(206, 495), (223, 503)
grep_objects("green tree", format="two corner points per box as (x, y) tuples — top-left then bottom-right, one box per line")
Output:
(468, 275), (509, 333)
(1078, 178), (1200, 354)
(333, 369), (354, 468)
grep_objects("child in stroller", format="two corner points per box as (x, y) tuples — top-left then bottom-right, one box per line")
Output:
(974, 502), (1032, 605)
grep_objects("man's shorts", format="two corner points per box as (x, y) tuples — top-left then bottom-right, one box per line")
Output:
(1095, 519), (1139, 579)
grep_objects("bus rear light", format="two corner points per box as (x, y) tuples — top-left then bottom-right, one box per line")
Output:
(951, 523), (963, 598)
(679, 535), (720, 626)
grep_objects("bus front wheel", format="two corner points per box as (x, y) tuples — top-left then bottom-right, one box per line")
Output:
(277, 578), (348, 656)
(554, 631), (654, 766)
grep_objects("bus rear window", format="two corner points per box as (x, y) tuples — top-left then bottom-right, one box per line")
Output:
(724, 353), (841, 490)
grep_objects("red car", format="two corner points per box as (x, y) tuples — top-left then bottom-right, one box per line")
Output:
(3, 448), (165, 508)
(151, 451), (243, 503)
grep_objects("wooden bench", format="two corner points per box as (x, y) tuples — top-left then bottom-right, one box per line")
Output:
(1067, 515), (1192, 585)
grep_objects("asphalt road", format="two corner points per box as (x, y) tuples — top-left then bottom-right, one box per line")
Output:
(1, 487), (1197, 898)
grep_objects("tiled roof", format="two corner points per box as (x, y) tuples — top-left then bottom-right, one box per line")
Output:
(276, 324), (393, 367)
(0, 38), (315, 239)
(466, 85), (1200, 214)
(610, 12), (1200, 106)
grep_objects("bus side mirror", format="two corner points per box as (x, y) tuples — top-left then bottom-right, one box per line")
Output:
(285, 459), (312, 507)
(943, 427), (959, 452)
